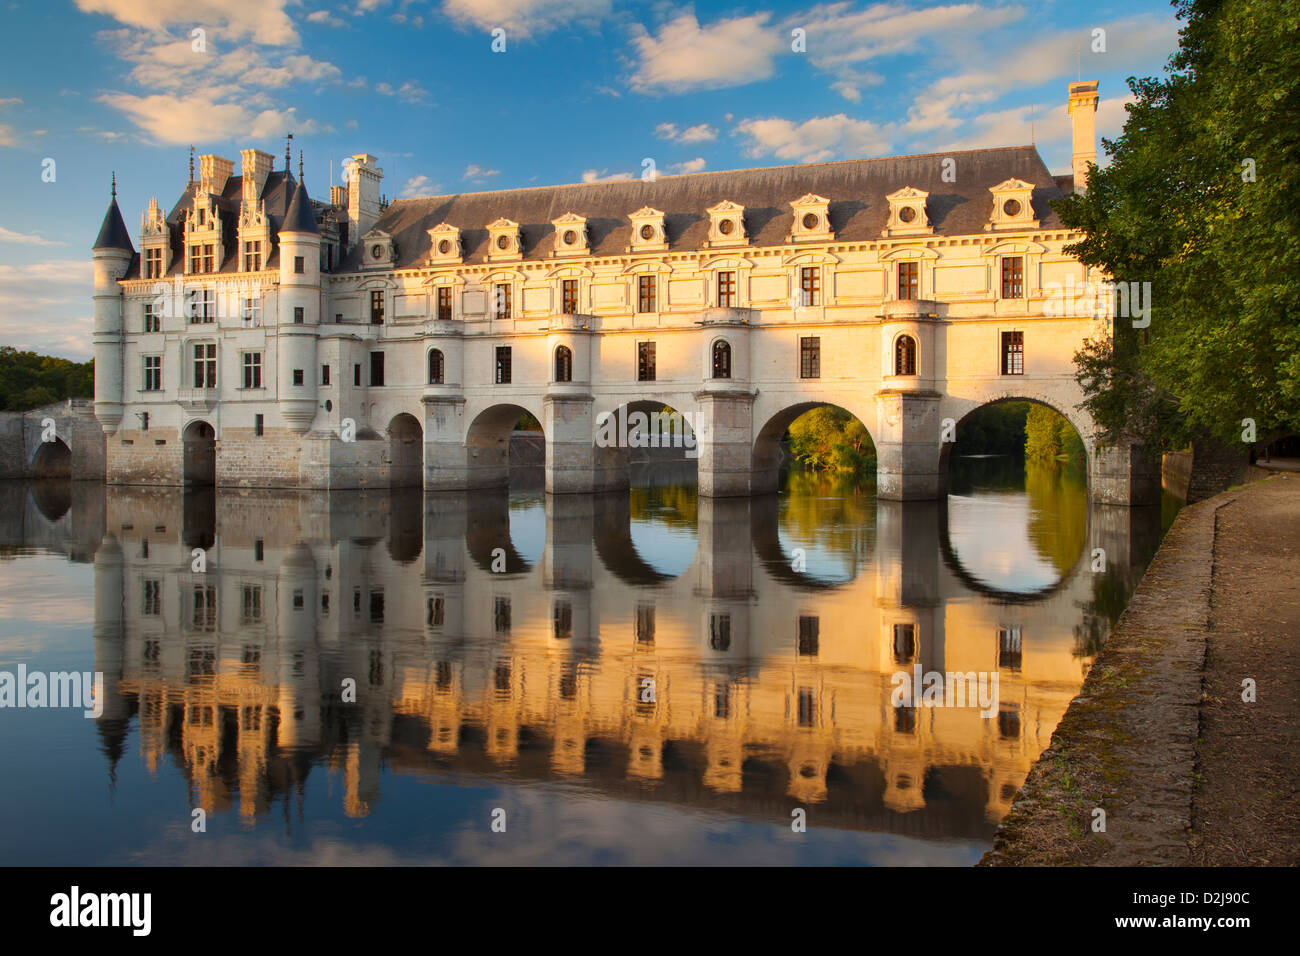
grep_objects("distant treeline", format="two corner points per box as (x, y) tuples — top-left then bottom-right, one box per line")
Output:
(0, 348), (94, 411)
(953, 400), (1085, 465)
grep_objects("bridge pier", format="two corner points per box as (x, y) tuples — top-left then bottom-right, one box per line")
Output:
(875, 391), (943, 501)
(1090, 442), (1162, 506)
(695, 389), (757, 497)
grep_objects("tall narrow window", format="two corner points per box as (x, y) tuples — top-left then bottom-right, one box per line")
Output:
(188, 246), (202, 275)
(369, 351), (385, 387)
(188, 289), (214, 323)
(717, 270), (736, 307)
(635, 604), (655, 646)
(798, 688), (816, 727)
(428, 349), (444, 385)
(369, 290), (384, 324)
(242, 351), (262, 389)
(254, 414), (264, 437)
(800, 336), (820, 379)
(241, 296), (260, 326)
(437, 286), (452, 321)
(201, 244), (214, 274)
(293, 256), (304, 275)
(495, 346), (512, 384)
(243, 241), (262, 272)
(321, 364), (330, 386)
(144, 303), (160, 333)
(145, 247), (163, 279)
(637, 341), (656, 382)
(800, 266), (820, 306)
(561, 279), (578, 315)
(353, 364), (361, 387)
(293, 306), (304, 324)
(709, 614), (731, 651)
(898, 261), (918, 300)
(894, 335), (917, 375)
(892, 623), (916, 664)
(1001, 330), (1024, 375)
(494, 283), (511, 319)
(554, 345), (572, 383)
(193, 343), (216, 388)
(712, 340), (732, 379)
(997, 625), (1023, 670)
(553, 601), (573, 640)
(494, 596), (511, 634)
(797, 616), (820, 656)
(142, 355), (162, 391)
(637, 274), (656, 313)
(1001, 256), (1024, 299)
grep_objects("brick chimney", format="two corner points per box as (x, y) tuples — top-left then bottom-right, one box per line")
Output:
(345, 153), (383, 248)
(199, 154), (234, 196)
(241, 148), (274, 206)
(1068, 81), (1099, 194)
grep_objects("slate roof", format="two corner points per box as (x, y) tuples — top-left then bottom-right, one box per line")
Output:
(93, 197), (135, 253)
(342, 145), (1066, 273)
(282, 179), (319, 234)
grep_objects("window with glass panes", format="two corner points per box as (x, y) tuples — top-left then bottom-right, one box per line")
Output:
(800, 336), (820, 379)
(561, 279), (578, 314)
(800, 267), (820, 306)
(898, 261), (918, 300)
(1001, 256), (1023, 298)
(494, 283), (511, 318)
(142, 355), (162, 391)
(145, 247), (163, 279)
(638, 274), (656, 313)
(637, 341), (655, 382)
(243, 241), (262, 272)
(717, 270), (736, 307)
(193, 343), (216, 388)
(1001, 331), (1024, 375)
(437, 286), (452, 321)
(495, 346), (512, 384)
(242, 352), (262, 389)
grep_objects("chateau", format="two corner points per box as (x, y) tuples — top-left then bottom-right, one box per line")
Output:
(91, 80), (1154, 502)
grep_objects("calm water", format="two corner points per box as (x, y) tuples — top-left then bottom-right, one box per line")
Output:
(0, 459), (1168, 865)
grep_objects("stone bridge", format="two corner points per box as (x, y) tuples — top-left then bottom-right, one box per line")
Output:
(0, 398), (105, 481)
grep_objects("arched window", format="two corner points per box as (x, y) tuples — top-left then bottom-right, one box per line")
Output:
(554, 345), (573, 383)
(427, 348), (444, 385)
(894, 335), (917, 375)
(712, 340), (732, 379)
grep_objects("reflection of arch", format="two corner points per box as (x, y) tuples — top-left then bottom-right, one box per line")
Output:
(387, 412), (423, 488)
(554, 345), (572, 383)
(182, 420), (215, 486)
(387, 486), (423, 563)
(749, 494), (866, 590)
(31, 437), (71, 479)
(466, 402), (545, 489)
(591, 490), (696, 585)
(593, 400), (699, 493)
(750, 401), (875, 495)
(465, 488), (532, 573)
(894, 334), (917, 375)
(711, 340), (732, 379)
(30, 479), (71, 522)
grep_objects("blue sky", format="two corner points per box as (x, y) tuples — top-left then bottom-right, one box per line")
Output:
(0, 0), (1183, 359)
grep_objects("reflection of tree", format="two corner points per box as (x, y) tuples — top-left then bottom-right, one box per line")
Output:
(1024, 460), (1088, 575)
(779, 471), (876, 572)
(629, 484), (698, 528)
(1073, 565), (1137, 658)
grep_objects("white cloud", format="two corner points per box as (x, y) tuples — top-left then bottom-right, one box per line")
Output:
(935, 94), (1136, 171)
(0, 226), (64, 246)
(655, 122), (717, 143)
(0, 260), (93, 359)
(306, 9), (346, 28)
(581, 168), (633, 183)
(441, 0), (611, 38)
(0, 124), (15, 147)
(0, 97), (21, 108)
(464, 164), (500, 180)
(74, 0), (298, 44)
(670, 157), (706, 174)
(733, 113), (892, 163)
(629, 13), (783, 94)
(97, 90), (326, 145)
(400, 175), (438, 197)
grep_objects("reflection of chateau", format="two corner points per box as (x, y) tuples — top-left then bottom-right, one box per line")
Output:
(6, 481), (1159, 840)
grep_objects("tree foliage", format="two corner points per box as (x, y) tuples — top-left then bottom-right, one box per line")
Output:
(788, 406), (875, 474)
(0, 347), (94, 411)
(1055, 0), (1300, 447)
(1025, 404), (1086, 464)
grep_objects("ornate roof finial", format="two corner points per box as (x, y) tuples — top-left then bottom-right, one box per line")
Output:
(298, 149), (304, 182)
(188, 146), (195, 184)
(111, 171), (116, 199)
(285, 132), (294, 172)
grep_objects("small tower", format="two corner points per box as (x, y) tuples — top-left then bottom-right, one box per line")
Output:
(277, 176), (321, 434)
(92, 175), (134, 435)
(1068, 80), (1099, 194)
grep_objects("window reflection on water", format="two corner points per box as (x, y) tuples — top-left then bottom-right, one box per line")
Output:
(0, 459), (1166, 865)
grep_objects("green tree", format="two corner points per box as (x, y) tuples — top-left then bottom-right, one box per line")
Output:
(0, 347), (94, 411)
(1056, 0), (1300, 448)
(788, 406), (875, 474)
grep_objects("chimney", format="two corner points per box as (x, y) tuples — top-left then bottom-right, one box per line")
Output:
(330, 185), (346, 207)
(1068, 81), (1099, 194)
(199, 154), (234, 196)
(241, 148), (274, 206)
(345, 153), (383, 248)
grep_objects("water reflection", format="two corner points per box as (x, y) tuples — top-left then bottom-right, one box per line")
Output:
(0, 460), (1165, 865)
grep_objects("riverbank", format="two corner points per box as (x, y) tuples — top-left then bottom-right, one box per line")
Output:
(981, 471), (1299, 865)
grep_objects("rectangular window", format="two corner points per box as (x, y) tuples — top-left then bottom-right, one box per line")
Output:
(142, 355), (162, 391)
(561, 279), (578, 315)
(243, 241), (262, 272)
(144, 303), (159, 332)
(321, 365), (330, 386)
(353, 364), (362, 387)
(293, 306), (304, 324)
(254, 414), (263, 437)
(241, 351), (262, 390)
(292, 369), (304, 386)
(193, 343), (216, 388)
(145, 247), (163, 279)
(898, 261), (918, 300)
(369, 351), (385, 387)
(636, 604), (655, 646)
(142, 580), (161, 616)
(1001, 256), (1024, 299)
(241, 296), (260, 326)
(188, 288), (215, 323)
(717, 270), (736, 307)
(799, 336), (820, 379)
(998, 625), (1023, 670)
(637, 274), (657, 313)
(201, 244), (214, 274)
(494, 597), (511, 634)
(437, 286), (452, 321)
(293, 256), (304, 274)
(797, 688), (816, 727)
(495, 346), (512, 384)
(798, 616), (820, 656)
(800, 267), (821, 306)
(637, 341), (656, 382)
(892, 623), (916, 664)
(242, 585), (264, 623)
(188, 246), (201, 275)
(1001, 330), (1024, 375)
(494, 283), (511, 319)
(141, 412), (149, 431)
(370, 290), (384, 325)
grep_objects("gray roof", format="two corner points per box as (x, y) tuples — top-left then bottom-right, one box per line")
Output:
(93, 197), (135, 253)
(282, 179), (318, 235)
(345, 145), (1065, 272)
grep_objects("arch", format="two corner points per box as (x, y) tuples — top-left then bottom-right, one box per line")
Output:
(711, 340), (732, 379)
(938, 396), (1092, 482)
(182, 420), (216, 486)
(31, 437), (72, 479)
(554, 345), (573, 383)
(592, 399), (699, 495)
(387, 412), (423, 488)
(751, 400), (877, 495)
(894, 334), (917, 376)
(427, 348), (444, 384)
(465, 402), (546, 490)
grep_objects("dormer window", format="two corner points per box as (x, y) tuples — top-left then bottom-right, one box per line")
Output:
(361, 229), (395, 270)
(883, 187), (933, 237)
(551, 213), (588, 256)
(428, 223), (462, 264)
(788, 194), (833, 242)
(987, 179), (1038, 231)
(488, 218), (522, 260)
(706, 201), (747, 247)
(628, 207), (667, 252)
